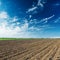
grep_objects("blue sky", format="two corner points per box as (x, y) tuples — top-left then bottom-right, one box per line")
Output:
(0, 0), (60, 38)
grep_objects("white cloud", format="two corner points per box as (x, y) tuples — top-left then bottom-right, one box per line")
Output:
(21, 20), (29, 31)
(0, 22), (19, 37)
(27, 6), (37, 13)
(16, 22), (20, 25)
(0, 11), (29, 38)
(29, 15), (55, 24)
(0, 20), (41, 38)
(54, 3), (60, 6)
(37, 0), (43, 7)
(0, 11), (8, 19)
(0, 11), (35, 38)
(12, 16), (18, 22)
(54, 17), (60, 23)
(29, 15), (32, 18)
(0, 11), (54, 38)
(26, 0), (44, 14)
(0, 13), (45, 38)
(0, 20), (29, 38)
(40, 15), (55, 23)
(29, 26), (40, 31)
(29, 19), (37, 24)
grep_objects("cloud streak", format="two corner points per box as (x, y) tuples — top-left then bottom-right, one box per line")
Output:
(26, 0), (44, 14)
(54, 17), (60, 23)
(40, 15), (55, 23)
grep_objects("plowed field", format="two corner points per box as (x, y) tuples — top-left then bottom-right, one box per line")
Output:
(0, 39), (60, 60)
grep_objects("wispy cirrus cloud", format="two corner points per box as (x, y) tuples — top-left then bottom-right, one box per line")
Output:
(37, 0), (44, 7)
(53, 3), (60, 6)
(26, 7), (37, 13)
(29, 15), (55, 24)
(40, 15), (55, 23)
(26, 0), (45, 14)
(54, 17), (60, 23)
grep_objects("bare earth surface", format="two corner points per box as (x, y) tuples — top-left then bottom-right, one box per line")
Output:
(0, 39), (60, 60)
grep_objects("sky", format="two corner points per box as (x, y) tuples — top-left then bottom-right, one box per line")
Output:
(0, 0), (60, 38)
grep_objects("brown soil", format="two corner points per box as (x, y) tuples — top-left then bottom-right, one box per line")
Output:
(0, 39), (60, 60)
